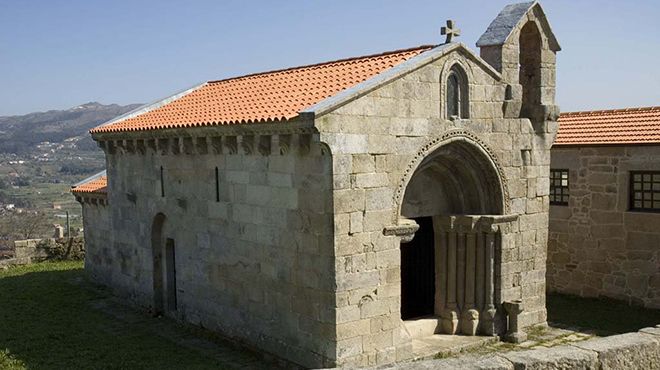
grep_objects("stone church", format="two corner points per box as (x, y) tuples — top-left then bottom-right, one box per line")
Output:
(73, 2), (560, 367)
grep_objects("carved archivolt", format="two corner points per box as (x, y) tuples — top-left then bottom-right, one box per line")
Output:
(393, 129), (510, 222)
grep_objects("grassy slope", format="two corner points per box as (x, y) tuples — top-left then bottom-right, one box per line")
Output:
(547, 292), (660, 335)
(0, 262), (260, 370)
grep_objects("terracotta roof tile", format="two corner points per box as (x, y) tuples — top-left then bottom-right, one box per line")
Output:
(71, 176), (107, 195)
(556, 106), (660, 146)
(92, 45), (434, 133)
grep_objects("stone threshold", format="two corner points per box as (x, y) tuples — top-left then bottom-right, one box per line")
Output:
(403, 316), (499, 360)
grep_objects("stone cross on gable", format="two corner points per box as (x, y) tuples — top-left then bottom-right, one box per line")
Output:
(441, 20), (460, 43)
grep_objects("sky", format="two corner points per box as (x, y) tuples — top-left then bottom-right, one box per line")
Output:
(1, 0), (659, 116)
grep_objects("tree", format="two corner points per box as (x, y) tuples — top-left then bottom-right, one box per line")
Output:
(0, 211), (49, 240)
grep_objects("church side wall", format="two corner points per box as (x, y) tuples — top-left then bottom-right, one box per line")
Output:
(548, 146), (660, 309)
(93, 134), (337, 368)
(81, 201), (113, 285)
(317, 51), (554, 367)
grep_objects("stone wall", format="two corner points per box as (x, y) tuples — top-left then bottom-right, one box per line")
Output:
(316, 45), (555, 367)
(0, 237), (85, 268)
(373, 325), (660, 369)
(548, 146), (660, 309)
(92, 132), (336, 368)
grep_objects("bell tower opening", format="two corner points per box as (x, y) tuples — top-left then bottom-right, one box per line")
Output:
(519, 21), (542, 121)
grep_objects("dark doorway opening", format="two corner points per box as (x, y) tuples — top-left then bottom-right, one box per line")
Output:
(401, 217), (435, 320)
(165, 238), (177, 312)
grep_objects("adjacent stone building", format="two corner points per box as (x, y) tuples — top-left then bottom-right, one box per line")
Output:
(73, 2), (561, 367)
(548, 107), (660, 309)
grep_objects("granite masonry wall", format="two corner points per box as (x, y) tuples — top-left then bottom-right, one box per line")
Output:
(87, 133), (337, 368)
(548, 146), (660, 309)
(316, 42), (557, 367)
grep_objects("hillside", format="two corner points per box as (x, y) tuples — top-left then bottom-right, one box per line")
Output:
(0, 102), (140, 246)
(0, 102), (141, 154)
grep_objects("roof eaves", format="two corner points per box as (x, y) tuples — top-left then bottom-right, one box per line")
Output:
(302, 43), (500, 120)
(72, 170), (106, 188)
(90, 82), (207, 135)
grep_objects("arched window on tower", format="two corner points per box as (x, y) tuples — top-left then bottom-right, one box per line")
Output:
(519, 21), (542, 120)
(445, 65), (469, 119)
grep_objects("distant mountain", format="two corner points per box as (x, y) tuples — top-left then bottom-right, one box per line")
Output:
(0, 102), (141, 154)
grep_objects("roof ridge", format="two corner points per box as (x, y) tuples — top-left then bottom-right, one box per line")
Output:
(560, 106), (660, 117)
(207, 44), (437, 84)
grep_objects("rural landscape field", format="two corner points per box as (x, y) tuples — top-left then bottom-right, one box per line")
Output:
(0, 103), (138, 249)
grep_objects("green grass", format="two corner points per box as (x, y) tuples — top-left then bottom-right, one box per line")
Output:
(547, 293), (660, 335)
(0, 262), (264, 369)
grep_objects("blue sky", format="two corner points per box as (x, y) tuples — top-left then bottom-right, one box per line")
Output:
(1, 0), (659, 116)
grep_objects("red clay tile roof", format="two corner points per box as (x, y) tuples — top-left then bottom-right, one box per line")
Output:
(71, 176), (107, 195)
(556, 106), (660, 146)
(92, 45), (434, 134)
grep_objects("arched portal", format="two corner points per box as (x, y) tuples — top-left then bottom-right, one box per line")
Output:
(399, 139), (504, 336)
(151, 213), (177, 316)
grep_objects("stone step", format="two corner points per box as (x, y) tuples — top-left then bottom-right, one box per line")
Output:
(404, 316), (442, 339)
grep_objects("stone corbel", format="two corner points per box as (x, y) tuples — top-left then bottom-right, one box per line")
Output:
(125, 139), (136, 154)
(298, 134), (311, 155)
(158, 138), (169, 155)
(241, 135), (254, 155)
(136, 139), (146, 155)
(278, 134), (291, 155)
(258, 135), (271, 156)
(115, 140), (126, 154)
(383, 218), (420, 243)
(225, 136), (238, 154)
(106, 141), (116, 155)
(182, 137), (194, 155)
(171, 137), (182, 155)
(195, 137), (208, 155)
(146, 139), (157, 153)
(210, 137), (222, 154)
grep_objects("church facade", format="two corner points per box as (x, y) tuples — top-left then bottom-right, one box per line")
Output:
(73, 2), (560, 367)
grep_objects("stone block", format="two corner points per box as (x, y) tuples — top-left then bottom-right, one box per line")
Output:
(365, 187), (394, 211)
(396, 355), (514, 370)
(573, 333), (660, 370)
(502, 345), (598, 369)
(354, 173), (389, 189)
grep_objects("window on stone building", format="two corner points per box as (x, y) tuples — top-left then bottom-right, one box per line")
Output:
(215, 167), (220, 202)
(549, 169), (569, 205)
(160, 166), (165, 197)
(445, 65), (469, 119)
(630, 171), (660, 212)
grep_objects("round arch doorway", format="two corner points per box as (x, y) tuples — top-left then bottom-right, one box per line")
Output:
(399, 139), (504, 331)
(151, 213), (178, 316)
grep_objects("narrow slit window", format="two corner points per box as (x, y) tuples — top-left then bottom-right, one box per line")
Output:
(160, 166), (165, 197)
(630, 171), (660, 212)
(550, 169), (569, 205)
(215, 167), (220, 202)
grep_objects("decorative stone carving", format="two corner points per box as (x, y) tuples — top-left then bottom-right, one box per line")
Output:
(298, 134), (311, 155)
(241, 135), (254, 155)
(225, 136), (237, 154)
(279, 134), (291, 155)
(258, 135), (271, 156)
(195, 137), (208, 155)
